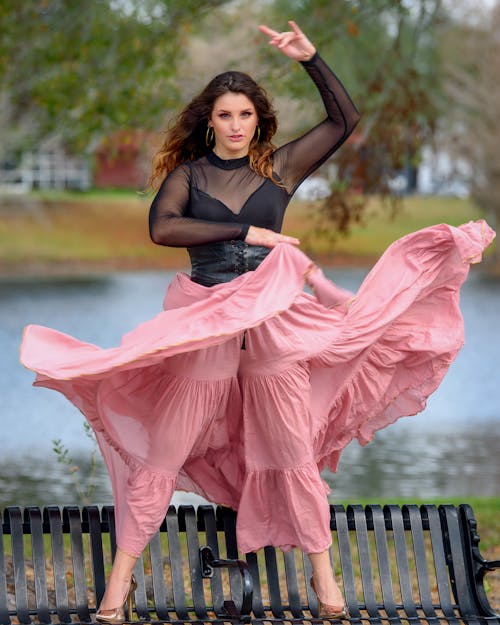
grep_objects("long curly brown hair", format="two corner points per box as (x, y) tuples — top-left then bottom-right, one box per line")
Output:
(149, 70), (279, 190)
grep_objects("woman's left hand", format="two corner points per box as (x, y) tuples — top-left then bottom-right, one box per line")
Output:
(258, 21), (316, 62)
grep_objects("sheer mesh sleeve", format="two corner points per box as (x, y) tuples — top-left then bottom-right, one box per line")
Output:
(273, 53), (360, 194)
(149, 165), (250, 247)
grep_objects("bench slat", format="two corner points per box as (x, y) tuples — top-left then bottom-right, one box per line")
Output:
(221, 508), (243, 611)
(130, 547), (147, 620)
(264, 545), (284, 618)
(6, 508), (30, 624)
(64, 507), (91, 623)
(441, 504), (481, 625)
(352, 504), (383, 621)
(199, 506), (225, 615)
(0, 509), (10, 625)
(245, 552), (265, 618)
(166, 506), (189, 620)
(406, 505), (438, 620)
(333, 504), (360, 620)
(101, 506), (116, 558)
(368, 505), (400, 621)
(183, 506), (208, 619)
(83, 506), (105, 612)
(148, 530), (170, 620)
(301, 548), (314, 617)
(282, 548), (304, 618)
(423, 505), (460, 623)
(387, 504), (419, 618)
(26, 507), (50, 624)
(45, 507), (71, 623)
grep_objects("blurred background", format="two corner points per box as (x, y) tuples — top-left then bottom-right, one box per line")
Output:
(0, 0), (498, 572)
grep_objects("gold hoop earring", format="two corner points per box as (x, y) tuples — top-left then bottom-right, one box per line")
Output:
(206, 126), (214, 147)
(254, 126), (261, 143)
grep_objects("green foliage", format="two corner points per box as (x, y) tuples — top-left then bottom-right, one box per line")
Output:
(0, 0), (232, 154)
(0, 0), (468, 251)
(52, 421), (101, 506)
(260, 0), (445, 235)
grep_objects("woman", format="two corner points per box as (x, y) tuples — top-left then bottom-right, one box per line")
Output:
(20, 21), (494, 623)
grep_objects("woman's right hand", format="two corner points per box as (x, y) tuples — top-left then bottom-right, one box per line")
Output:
(245, 225), (300, 248)
(259, 21), (316, 62)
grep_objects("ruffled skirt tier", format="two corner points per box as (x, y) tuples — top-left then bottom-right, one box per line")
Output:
(20, 220), (495, 556)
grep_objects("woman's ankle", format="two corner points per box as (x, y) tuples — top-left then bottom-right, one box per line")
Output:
(308, 549), (344, 607)
(99, 576), (133, 610)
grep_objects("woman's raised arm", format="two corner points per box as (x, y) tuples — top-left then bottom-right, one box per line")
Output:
(260, 21), (360, 194)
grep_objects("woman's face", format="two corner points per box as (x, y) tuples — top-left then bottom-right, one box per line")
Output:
(209, 92), (258, 159)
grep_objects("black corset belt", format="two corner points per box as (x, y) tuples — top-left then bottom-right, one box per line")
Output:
(188, 240), (271, 287)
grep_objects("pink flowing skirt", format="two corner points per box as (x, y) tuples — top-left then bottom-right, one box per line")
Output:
(20, 220), (495, 556)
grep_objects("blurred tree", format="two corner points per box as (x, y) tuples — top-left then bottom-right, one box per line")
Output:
(257, 0), (445, 241)
(443, 1), (499, 267)
(1, 0), (456, 247)
(0, 0), (231, 157)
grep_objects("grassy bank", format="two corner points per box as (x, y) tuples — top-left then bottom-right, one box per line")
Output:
(286, 195), (485, 261)
(0, 191), (487, 275)
(0, 190), (180, 275)
(338, 496), (500, 552)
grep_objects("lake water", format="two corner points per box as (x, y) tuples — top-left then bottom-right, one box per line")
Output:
(1, 266), (499, 508)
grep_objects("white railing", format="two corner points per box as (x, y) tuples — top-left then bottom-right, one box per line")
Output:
(0, 150), (91, 192)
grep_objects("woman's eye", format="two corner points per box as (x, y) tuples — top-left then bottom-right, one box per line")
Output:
(217, 111), (252, 119)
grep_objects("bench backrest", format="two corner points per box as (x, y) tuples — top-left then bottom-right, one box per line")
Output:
(0, 503), (496, 624)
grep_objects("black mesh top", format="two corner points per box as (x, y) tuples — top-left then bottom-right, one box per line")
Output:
(149, 53), (360, 248)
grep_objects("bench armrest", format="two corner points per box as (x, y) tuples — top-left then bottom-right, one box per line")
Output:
(474, 557), (500, 572)
(459, 504), (500, 618)
(199, 546), (253, 619)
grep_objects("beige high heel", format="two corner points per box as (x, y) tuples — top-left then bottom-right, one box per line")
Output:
(310, 576), (349, 620)
(96, 574), (137, 624)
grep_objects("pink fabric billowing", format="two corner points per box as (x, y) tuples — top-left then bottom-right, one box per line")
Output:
(20, 220), (495, 556)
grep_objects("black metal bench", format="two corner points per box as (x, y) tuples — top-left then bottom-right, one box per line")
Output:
(1, 503), (498, 624)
